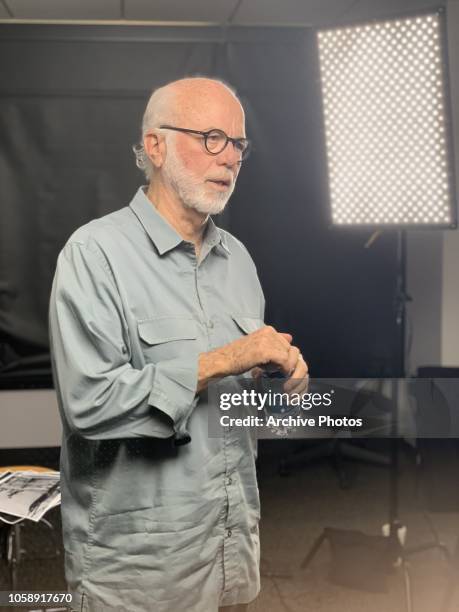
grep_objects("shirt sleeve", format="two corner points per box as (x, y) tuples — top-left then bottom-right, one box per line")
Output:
(49, 241), (198, 444)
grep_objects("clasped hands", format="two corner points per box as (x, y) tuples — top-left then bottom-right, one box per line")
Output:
(198, 325), (308, 394)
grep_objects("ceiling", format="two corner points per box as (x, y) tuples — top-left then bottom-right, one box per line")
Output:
(0, 0), (454, 27)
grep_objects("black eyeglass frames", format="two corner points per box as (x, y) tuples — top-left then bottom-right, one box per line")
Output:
(159, 125), (251, 160)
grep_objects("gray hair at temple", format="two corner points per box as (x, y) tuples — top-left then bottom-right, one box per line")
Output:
(132, 77), (240, 182)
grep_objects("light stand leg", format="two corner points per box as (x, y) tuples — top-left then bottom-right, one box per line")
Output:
(301, 531), (328, 570)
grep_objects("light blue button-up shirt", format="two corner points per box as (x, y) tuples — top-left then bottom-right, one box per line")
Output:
(49, 187), (265, 611)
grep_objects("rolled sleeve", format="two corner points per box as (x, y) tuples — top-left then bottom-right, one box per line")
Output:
(149, 357), (200, 443)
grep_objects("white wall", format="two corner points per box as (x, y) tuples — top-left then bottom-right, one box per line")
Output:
(406, 231), (443, 374)
(407, 0), (459, 373)
(0, 390), (61, 449)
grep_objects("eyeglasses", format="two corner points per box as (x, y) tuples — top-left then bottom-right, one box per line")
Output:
(159, 125), (251, 161)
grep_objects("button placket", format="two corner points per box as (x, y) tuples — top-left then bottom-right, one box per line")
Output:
(194, 264), (211, 350)
(222, 419), (239, 594)
(195, 263), (217, 347)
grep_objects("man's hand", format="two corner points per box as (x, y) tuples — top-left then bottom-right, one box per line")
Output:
(251, 346), (309, 395)
(219, 325), (295, 376)
(282, 351), (309, 394)
(197, 326), (308, 392)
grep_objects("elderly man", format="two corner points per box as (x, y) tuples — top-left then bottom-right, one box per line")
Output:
(49, 77), (308, 612)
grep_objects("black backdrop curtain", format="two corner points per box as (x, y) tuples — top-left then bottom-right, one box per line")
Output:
(0, 24), (399, 384)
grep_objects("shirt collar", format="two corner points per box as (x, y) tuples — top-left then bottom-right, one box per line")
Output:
(129, 186), (230, 257)
(203, 215), (231, 257)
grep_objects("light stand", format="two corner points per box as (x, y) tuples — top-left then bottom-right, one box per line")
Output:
(388, 231), (454, 611)
(302, 7), (458, 610)
(301, 232), (450, 612)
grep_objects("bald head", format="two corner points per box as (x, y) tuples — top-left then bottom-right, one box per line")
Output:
(164, 78), (244, 126)
(134, 77), (245, 180)
(144, 77), (243, 133)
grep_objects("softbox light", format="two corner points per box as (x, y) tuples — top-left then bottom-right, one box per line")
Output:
(317, 9), (457, 228)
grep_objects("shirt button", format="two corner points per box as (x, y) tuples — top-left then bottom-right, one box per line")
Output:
(226, 476), (233, 486)
(207, 320), (214, 329)
(226, 528), (232, 538)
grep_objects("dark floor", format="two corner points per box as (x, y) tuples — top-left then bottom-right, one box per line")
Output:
(1, 441), (459, 612)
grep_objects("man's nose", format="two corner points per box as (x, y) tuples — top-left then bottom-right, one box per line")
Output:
(216, 142), (241, 167)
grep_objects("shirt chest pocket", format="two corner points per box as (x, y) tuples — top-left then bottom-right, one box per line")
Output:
(232, 314), (265, 337)
(137, 316), (198, 363)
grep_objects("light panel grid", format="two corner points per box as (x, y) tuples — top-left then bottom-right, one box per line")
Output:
(317, 12), (456, 227)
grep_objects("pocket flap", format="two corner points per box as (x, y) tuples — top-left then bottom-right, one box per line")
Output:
(232, 315), (264, 335)
(138, 317), (198, 345)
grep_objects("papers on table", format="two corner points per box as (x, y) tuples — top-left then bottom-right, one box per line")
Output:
(0, 471), (60, 524)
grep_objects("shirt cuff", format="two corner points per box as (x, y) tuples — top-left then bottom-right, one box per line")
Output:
(148, 355), (200, 444)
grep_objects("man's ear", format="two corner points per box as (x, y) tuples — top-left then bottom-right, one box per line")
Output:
(144, 131), (166, 168)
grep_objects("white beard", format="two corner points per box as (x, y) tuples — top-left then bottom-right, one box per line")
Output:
(162, 141), (235, 215)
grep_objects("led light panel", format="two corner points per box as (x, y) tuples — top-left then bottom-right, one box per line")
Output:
(317, 12), (456, 227)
